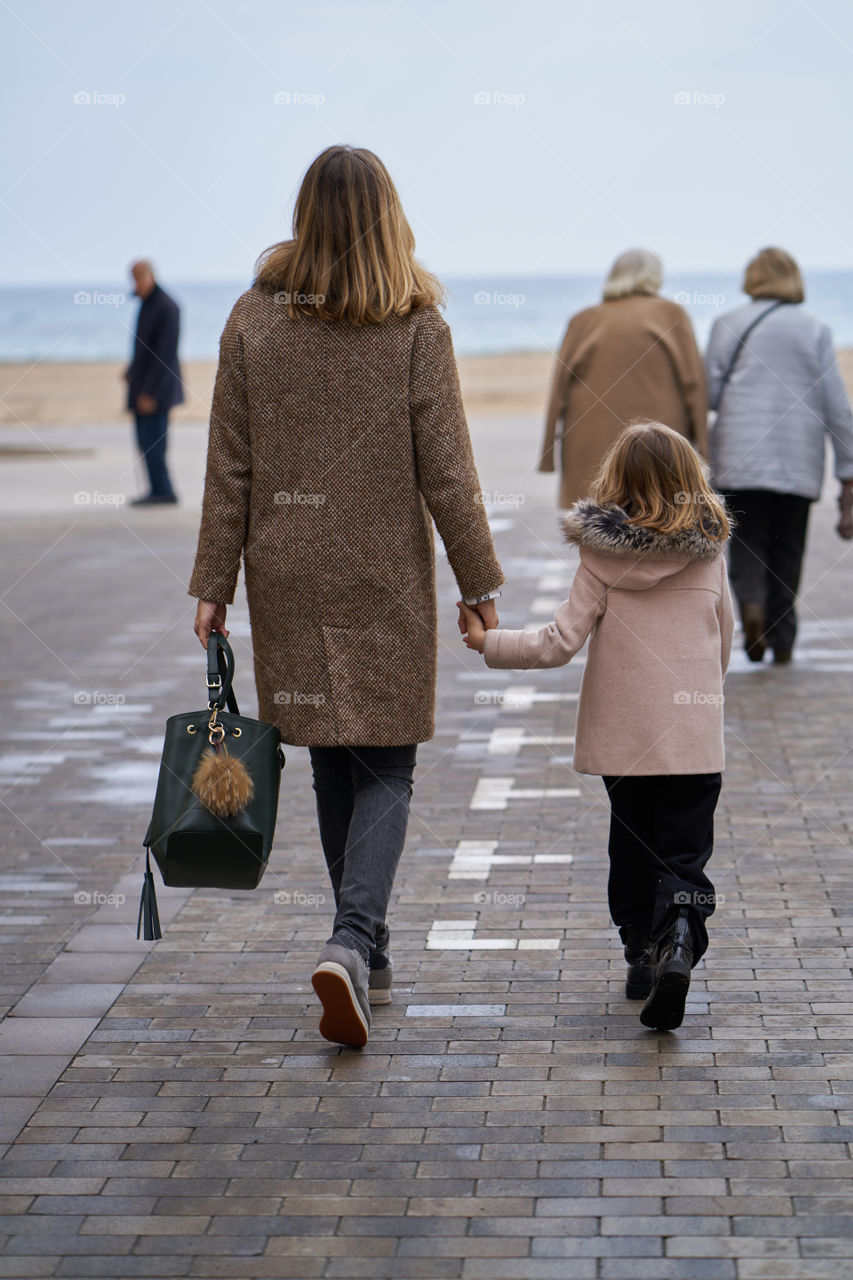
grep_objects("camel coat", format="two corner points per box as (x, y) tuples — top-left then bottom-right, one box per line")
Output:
(483, 501), (733, 776)
(188, 287), (504, 747)
(539, 295), (708, 508)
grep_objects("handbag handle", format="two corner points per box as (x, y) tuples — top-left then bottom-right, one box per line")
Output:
(206, 631), (239, 714)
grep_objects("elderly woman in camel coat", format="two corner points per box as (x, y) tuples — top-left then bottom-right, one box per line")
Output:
(189, 145), (503, 1049)
(539, 249), (708, 508)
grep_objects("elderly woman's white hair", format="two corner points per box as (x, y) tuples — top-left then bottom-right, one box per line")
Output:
(602, 248), (663, 300)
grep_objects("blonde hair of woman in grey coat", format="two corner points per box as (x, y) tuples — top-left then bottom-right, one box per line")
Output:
(189, 145), (504, 1048)
(461, 422), (734, 1032)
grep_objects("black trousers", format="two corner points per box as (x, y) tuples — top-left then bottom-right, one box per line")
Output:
(134, 409), (176, 498)
(602, 772), (722, 964)
(722, 489), (812, 654)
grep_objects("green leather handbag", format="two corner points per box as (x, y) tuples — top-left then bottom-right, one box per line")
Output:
(137, 632), (285, 940)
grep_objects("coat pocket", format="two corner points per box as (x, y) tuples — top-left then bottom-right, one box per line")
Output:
(322, 623), (430, 740)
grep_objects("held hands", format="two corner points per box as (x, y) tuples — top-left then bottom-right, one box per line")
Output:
(194, 600), (229, 649)
(136, 392), (158, 414)
(456, 597), (498, 638)
(457, 601), (490, 654)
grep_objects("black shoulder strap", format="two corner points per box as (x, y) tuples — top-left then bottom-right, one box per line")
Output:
(717, 301), (786, 400)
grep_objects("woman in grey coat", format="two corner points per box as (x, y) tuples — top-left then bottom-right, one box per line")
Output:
(706, 247), (853, 662)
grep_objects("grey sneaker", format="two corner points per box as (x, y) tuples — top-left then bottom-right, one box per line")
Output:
(368, 948), (393, 1005)
(311, 941), (371, 1047)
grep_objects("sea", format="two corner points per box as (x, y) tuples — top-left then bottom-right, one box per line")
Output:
(1, 270), (852, 362)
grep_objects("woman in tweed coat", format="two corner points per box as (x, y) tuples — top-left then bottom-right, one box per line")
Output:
(706, 247), (853, 663)
(189, 146), (504, 1047)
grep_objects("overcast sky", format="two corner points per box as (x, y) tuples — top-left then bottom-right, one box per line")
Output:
(2, 0), (852, 285)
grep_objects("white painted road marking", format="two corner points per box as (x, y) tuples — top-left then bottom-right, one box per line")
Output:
(475, 685), (579, 711)
(426, 920), (560, 951)
(448, 839), (572, 880)
(487, 728), (575, 755)
(470, 777), (581, 810)
(405, 1004), (507, 1017)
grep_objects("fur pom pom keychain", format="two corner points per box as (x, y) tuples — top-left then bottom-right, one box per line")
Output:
(191, 744), (254, 819)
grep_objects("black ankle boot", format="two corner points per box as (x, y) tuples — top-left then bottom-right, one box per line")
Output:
(639, 909), (695, 1031)
(742, 602), (766, 663)
(622, 925), (655, 1000)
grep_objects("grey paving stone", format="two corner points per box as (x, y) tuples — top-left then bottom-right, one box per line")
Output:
(186, 1263), (324, 1279)
(0, 1058), (76, 1098)
(461, 1262), (596, 1279)
(9, 984), (125, 1018)
(55, 1261), (193, 1277)
(0, 1099), (43, 1145)
(599, 1263), (736, 1279)
(0, 1260), (61, 1278)
(38, 953), (143, 983)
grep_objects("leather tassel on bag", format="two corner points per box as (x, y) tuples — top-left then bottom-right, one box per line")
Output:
(136, 848), (162, 941)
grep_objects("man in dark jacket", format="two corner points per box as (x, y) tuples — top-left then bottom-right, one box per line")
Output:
(125, 260), (183, 505)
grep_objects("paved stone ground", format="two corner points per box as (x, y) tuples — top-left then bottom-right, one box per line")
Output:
(1, 413), (853, 1279)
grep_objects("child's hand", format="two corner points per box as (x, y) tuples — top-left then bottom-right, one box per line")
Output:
(457, 602), (487, 653)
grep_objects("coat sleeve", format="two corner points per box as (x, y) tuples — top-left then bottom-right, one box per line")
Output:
(538, 321), (574, 473)
(410, 313), (504, 601)
(666, 306), (708, 456)
(482, 561), (606, 669)
(187, 308), (251, 604)
(718, 555), (734, 674)
(816, 325), (853, 482)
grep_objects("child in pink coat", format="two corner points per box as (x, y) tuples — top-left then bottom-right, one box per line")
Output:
(461, 422), (734, 1031)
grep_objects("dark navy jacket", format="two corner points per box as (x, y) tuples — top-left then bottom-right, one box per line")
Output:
(126, 283), (184, 413)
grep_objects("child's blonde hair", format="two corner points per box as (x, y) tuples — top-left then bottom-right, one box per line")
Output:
(590, 421), (730, 541)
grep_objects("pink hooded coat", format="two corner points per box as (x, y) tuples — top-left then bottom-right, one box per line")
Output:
(483, 501), (734, 776)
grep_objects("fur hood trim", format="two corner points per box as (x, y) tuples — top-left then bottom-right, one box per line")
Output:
(562, 499), (726, 560)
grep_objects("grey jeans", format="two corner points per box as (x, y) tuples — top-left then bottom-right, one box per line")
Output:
(309, 744), (417, 962)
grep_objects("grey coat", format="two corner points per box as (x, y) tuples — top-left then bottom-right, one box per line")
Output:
(705, 300), (853, 500)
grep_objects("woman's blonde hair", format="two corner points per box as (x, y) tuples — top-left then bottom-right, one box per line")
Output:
(602, 248), (663, 301)
(254, 145), (444, 324)
(590, 421), (730, 540)
(743, 247), (805, 304)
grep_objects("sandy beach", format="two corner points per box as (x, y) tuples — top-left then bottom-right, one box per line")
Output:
(2, 348), (852, 429)
(0, 351), (547, 427)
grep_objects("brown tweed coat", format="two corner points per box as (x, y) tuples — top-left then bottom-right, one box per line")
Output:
(539, 294), (708, 508)
(188, 286), (504, 747)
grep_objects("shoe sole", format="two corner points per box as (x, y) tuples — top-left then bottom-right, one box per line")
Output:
(368, 987), (392, 1006)
(311, 961), (370, 1047)
(639, 967), (690, 1030)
